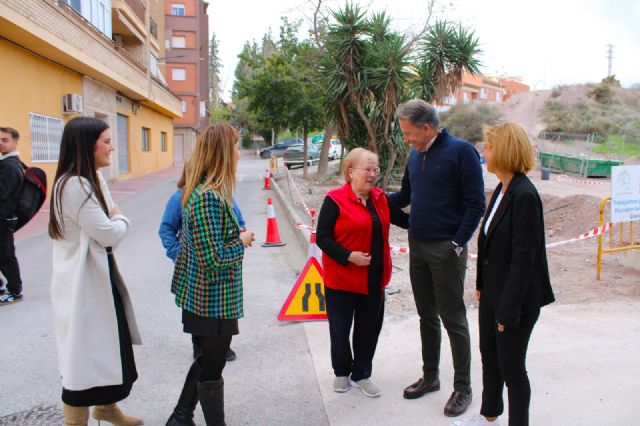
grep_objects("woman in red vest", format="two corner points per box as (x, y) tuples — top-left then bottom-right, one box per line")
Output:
(317, 148), (408, 398)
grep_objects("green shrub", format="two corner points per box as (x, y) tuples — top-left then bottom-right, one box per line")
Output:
(241, 132), (252, 148)
(440, 104), (502, 145)
(541, 84), (640, 148)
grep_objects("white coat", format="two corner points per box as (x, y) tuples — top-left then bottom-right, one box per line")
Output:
(50, 173), (141, 391)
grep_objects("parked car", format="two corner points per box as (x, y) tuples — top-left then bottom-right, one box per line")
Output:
(328, 139), (342, 160)
(283, 143), (322, 169)
(259, 138), (303, 159)
(310, 138), (342, 160)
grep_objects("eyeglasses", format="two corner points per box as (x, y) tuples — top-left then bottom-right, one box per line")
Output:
(352, 167), (381, 175)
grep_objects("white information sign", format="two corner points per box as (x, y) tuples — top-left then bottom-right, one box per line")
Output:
(611, 165), (640, 223)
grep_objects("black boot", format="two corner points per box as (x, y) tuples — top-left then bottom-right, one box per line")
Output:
(197, 378), (225, 426)
(166, 360), (201, 426)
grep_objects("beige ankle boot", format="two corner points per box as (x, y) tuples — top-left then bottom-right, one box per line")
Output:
(63, 403), (89, 426)
(92, 403), (143, 426)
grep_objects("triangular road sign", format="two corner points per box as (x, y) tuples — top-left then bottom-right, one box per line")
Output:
(278, 257), (327, 321)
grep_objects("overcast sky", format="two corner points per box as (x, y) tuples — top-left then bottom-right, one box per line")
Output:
(209, 0), (640, 101)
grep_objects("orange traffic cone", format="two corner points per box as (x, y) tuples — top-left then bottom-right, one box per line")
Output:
(262, 198), (286, 247)
(263, 169), (271, 190)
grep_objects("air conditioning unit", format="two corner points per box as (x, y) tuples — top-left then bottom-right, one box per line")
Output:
(62, 94), (83, 114)
(113, 34), (124, 48)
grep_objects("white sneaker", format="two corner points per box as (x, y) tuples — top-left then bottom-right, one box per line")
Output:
(333, 376), (350, 393)
(451, 414), (499, 426)
(349, 378), (381, 398)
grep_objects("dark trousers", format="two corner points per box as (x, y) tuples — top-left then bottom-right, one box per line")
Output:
(325, 286), (384, 381)
(195, 335), (231, 382)
(0, 221), (22, 295)
(408, 238), (471, 392)
(479, 299), (539, 426)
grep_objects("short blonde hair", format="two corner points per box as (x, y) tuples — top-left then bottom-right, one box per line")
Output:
(484, 121), (536, 174)
(342, 148), (378, 182)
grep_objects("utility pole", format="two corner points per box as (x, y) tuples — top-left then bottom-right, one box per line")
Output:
(606, 44), (614, 77)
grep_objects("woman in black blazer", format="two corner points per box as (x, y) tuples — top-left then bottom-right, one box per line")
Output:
(453, 122), (555, 426)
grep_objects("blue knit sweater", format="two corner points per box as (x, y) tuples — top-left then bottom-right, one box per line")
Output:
(389, 128), (485, 246)
(159, 189), (245, 262)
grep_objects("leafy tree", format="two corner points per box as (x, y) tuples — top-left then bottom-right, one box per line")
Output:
(231, 40), (277, 143)
(232, 18), (327, 177)
(209, 33), (222, 108)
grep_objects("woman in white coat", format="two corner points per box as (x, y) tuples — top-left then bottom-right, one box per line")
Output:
(48, 117), (143, 426)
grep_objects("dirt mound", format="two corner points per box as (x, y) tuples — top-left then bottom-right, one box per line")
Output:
(496, 90), (550, 139)
(542, 193), (602, 240)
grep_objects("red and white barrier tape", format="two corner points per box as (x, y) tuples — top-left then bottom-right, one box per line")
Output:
(545, 222), (611, 248)
(284, 167), (315, 220)
(556, 174), (607, 186)
(296, 223), (314, 231)
(390, 245), (477, 260)
(387, 223), (612, 255)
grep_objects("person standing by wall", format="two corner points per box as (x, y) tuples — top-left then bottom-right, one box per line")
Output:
(452, 122), (554, 426)
(48, 117), (142, 426)
(0, 127), (24, 305)
(389, 99), (485, 417)
(170, 124), (254, 426)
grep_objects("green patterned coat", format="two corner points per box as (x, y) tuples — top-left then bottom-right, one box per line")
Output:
(171, 184), (244, 318)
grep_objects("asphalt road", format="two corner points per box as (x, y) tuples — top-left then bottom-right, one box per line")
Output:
(0, 156), (328, 426)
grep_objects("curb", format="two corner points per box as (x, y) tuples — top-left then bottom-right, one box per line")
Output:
(270, 176), (311, 254)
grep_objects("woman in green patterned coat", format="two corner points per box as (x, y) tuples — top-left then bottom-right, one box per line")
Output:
(170, 124), (254, 426)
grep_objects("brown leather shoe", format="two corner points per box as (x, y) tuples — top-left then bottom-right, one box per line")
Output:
(444, 390), (472, 417)
(403, 377), (440, 399)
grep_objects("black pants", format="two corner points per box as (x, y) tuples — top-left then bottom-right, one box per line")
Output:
(325, 286), (384, 381)
(0, 220), (22, 295)
(408, 238), (471, 392)
(196, 335), (231, 382)
(479, 299), (539, 426)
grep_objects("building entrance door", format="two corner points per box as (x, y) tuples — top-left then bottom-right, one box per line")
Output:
(174, 133), (185, 165)
(117, 114), (129, 174)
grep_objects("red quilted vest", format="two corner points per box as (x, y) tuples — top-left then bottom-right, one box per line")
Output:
(322, 183), (392, 294)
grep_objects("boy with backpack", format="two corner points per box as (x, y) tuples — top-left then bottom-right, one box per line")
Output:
(0, 127), (25, 305)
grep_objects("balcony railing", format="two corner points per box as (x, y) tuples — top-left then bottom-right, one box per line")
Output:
(123, 0), (145, 23)
(150, 17), (158, 39)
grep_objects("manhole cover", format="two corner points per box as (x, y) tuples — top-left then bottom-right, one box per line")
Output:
(0, 405), (63, 426)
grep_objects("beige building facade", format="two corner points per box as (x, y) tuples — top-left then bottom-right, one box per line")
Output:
(0, 0), (182, 187)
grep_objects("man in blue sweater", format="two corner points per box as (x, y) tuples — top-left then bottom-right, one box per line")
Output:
(389, 100), (485, 417)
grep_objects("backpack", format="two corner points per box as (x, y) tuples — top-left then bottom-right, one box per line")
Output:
(14, 161), (47, 231)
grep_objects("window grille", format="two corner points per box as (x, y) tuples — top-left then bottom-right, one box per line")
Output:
(29, 113), (64, 162)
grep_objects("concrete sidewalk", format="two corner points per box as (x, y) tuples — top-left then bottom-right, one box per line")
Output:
(4, 161), (638, 425)
(270, 176), (640, 425)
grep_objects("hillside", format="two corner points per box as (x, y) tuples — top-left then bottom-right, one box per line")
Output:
(496, 84), (640, 151)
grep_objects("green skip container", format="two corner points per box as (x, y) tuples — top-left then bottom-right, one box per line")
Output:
(538, 151), (623, 178)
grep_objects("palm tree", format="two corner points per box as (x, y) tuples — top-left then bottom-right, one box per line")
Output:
(413, 20), (482, 103)
(321, 7), (481, 189)
(321, 6), (412, 188)
(365, 13), (412, 188)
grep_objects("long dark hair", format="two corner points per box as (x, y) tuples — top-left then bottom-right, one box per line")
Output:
(48, 117), (110, 240)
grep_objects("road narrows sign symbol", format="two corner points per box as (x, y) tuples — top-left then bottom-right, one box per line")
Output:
(277, 257), (327, 321)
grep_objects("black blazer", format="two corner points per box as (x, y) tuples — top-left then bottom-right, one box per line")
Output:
(476, 173), (554, 326)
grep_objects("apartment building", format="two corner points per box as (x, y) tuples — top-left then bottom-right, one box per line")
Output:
(498, 77), (530, 102)
(0, 0), (182, 186)
(164, 0), (210, 163)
